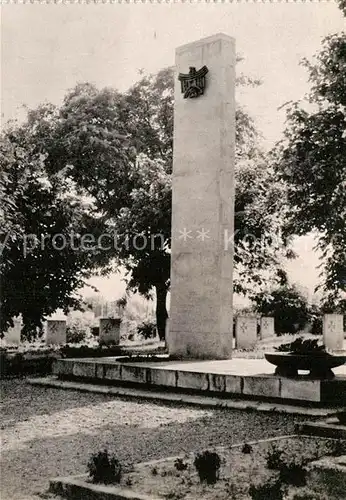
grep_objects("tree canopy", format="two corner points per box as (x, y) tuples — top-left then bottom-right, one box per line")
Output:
(1, 62), (289, 339)
(274, 6), (346, 309)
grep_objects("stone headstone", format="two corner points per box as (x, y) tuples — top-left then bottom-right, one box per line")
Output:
(323, 314), (344, 351)
(260, 317), (275, 339)
(99, 318), (121, 346)
(168, 34), (236, 359)
(3, 318), (21, 345)
(235, 316), (257, 349)
(46, 320), (67, 346)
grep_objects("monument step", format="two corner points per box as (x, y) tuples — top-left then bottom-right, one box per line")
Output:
(47, 357), (346, 406)
(28, 377), (341, 417)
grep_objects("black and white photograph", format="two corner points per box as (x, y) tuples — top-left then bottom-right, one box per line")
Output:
(1, 1), (346, 498)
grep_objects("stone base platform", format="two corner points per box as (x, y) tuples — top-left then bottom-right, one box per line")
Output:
(52, 357), (346, 406)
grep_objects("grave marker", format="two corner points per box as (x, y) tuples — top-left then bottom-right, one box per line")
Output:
(260, 317), (275, 339)
(235, 316), (257, 349)
(46, 320), (67, 346)
(99, 318), (121, 346)
(323, 314), (344, 351)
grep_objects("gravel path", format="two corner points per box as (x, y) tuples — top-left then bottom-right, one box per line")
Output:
(1, 379), (309, 500)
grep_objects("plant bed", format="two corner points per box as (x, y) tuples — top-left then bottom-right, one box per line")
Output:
(265, 338), (346, 378)
(49, 436), (346, 500)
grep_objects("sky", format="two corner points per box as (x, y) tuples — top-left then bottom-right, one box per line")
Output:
(1, 1), (344, 302)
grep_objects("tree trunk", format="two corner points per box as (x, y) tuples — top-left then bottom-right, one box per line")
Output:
(155, 284), (168, 341)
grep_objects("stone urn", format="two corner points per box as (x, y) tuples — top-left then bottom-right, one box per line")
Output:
(265, 352), (346, 378)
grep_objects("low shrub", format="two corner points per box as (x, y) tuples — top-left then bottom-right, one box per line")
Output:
(265, 445), (285, 470)
(278, 461), (307, 487)
(137, 321), (157, 340)
(249, 479), (285, 500)
(87, 449), (121, 485)
(174, 458), (188, 471)
(241, 443), (253, 454)
(66, 325), (86, 344)
(60, 344), (122, 358)
(193, 450), (221, 484)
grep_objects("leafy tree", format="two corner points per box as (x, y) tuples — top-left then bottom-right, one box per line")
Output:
(274, 3), (346, 308)
(251, 284), (310, 335)
(0, 113), (102, 339)
(58, 67), (287, 340)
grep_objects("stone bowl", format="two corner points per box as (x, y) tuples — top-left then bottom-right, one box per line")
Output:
(265, 352), (346, 378)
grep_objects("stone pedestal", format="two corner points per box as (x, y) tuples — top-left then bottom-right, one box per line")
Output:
(260, 317), (275, 339)
(167, 34), (236, 360)
(235, 316), (257, 349)
(323, 314), (344, 351)
(3, 318), (21, 345)
(99, 318), (121, 346)
(46, 320), (67, 346)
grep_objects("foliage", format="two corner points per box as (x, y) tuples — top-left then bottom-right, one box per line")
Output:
(278, 461), (307, 487)
(193, 450), (221, 484)
(0, 111), (102, 340)
(2, 61), (289, 340)
(274, 4), (346, 305)
(251, 284), (310, 334)
(275, 337), (327, 355)
(87, 449), (121, 485)
(52, 66), (288, 340)
(174, 458), (188, 471)
(249, 479), (285, 500)
(137, 320), (157, 340)
(265, 444), (309, 488)
(66, 324), (86, 344)
(60, 344), (122, 358)
(241, 443), (253, 454)
(265, 445), (285, 470)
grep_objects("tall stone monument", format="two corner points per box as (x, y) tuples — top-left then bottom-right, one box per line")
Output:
(167, 34), (236, 359)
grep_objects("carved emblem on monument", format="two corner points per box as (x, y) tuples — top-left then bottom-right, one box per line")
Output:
(178, 66), (209, 98)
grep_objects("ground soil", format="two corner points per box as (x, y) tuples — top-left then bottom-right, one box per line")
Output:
(1, 378), (312, 500)
(122, 435), (344, 499)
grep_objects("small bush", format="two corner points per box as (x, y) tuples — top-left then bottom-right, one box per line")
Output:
(249, 479), (285, 500)
(251, 284), (310, 335)
(265, 445), (284, 470)
(137, 321), (157, 340)
(241, 443), (253, 454)
(193, 450), (221, 484)
(279, 462), (307, 487)
(174, 458), (188, 471)
(66, 325), (86, 344)
(87, 449), (121, 485)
